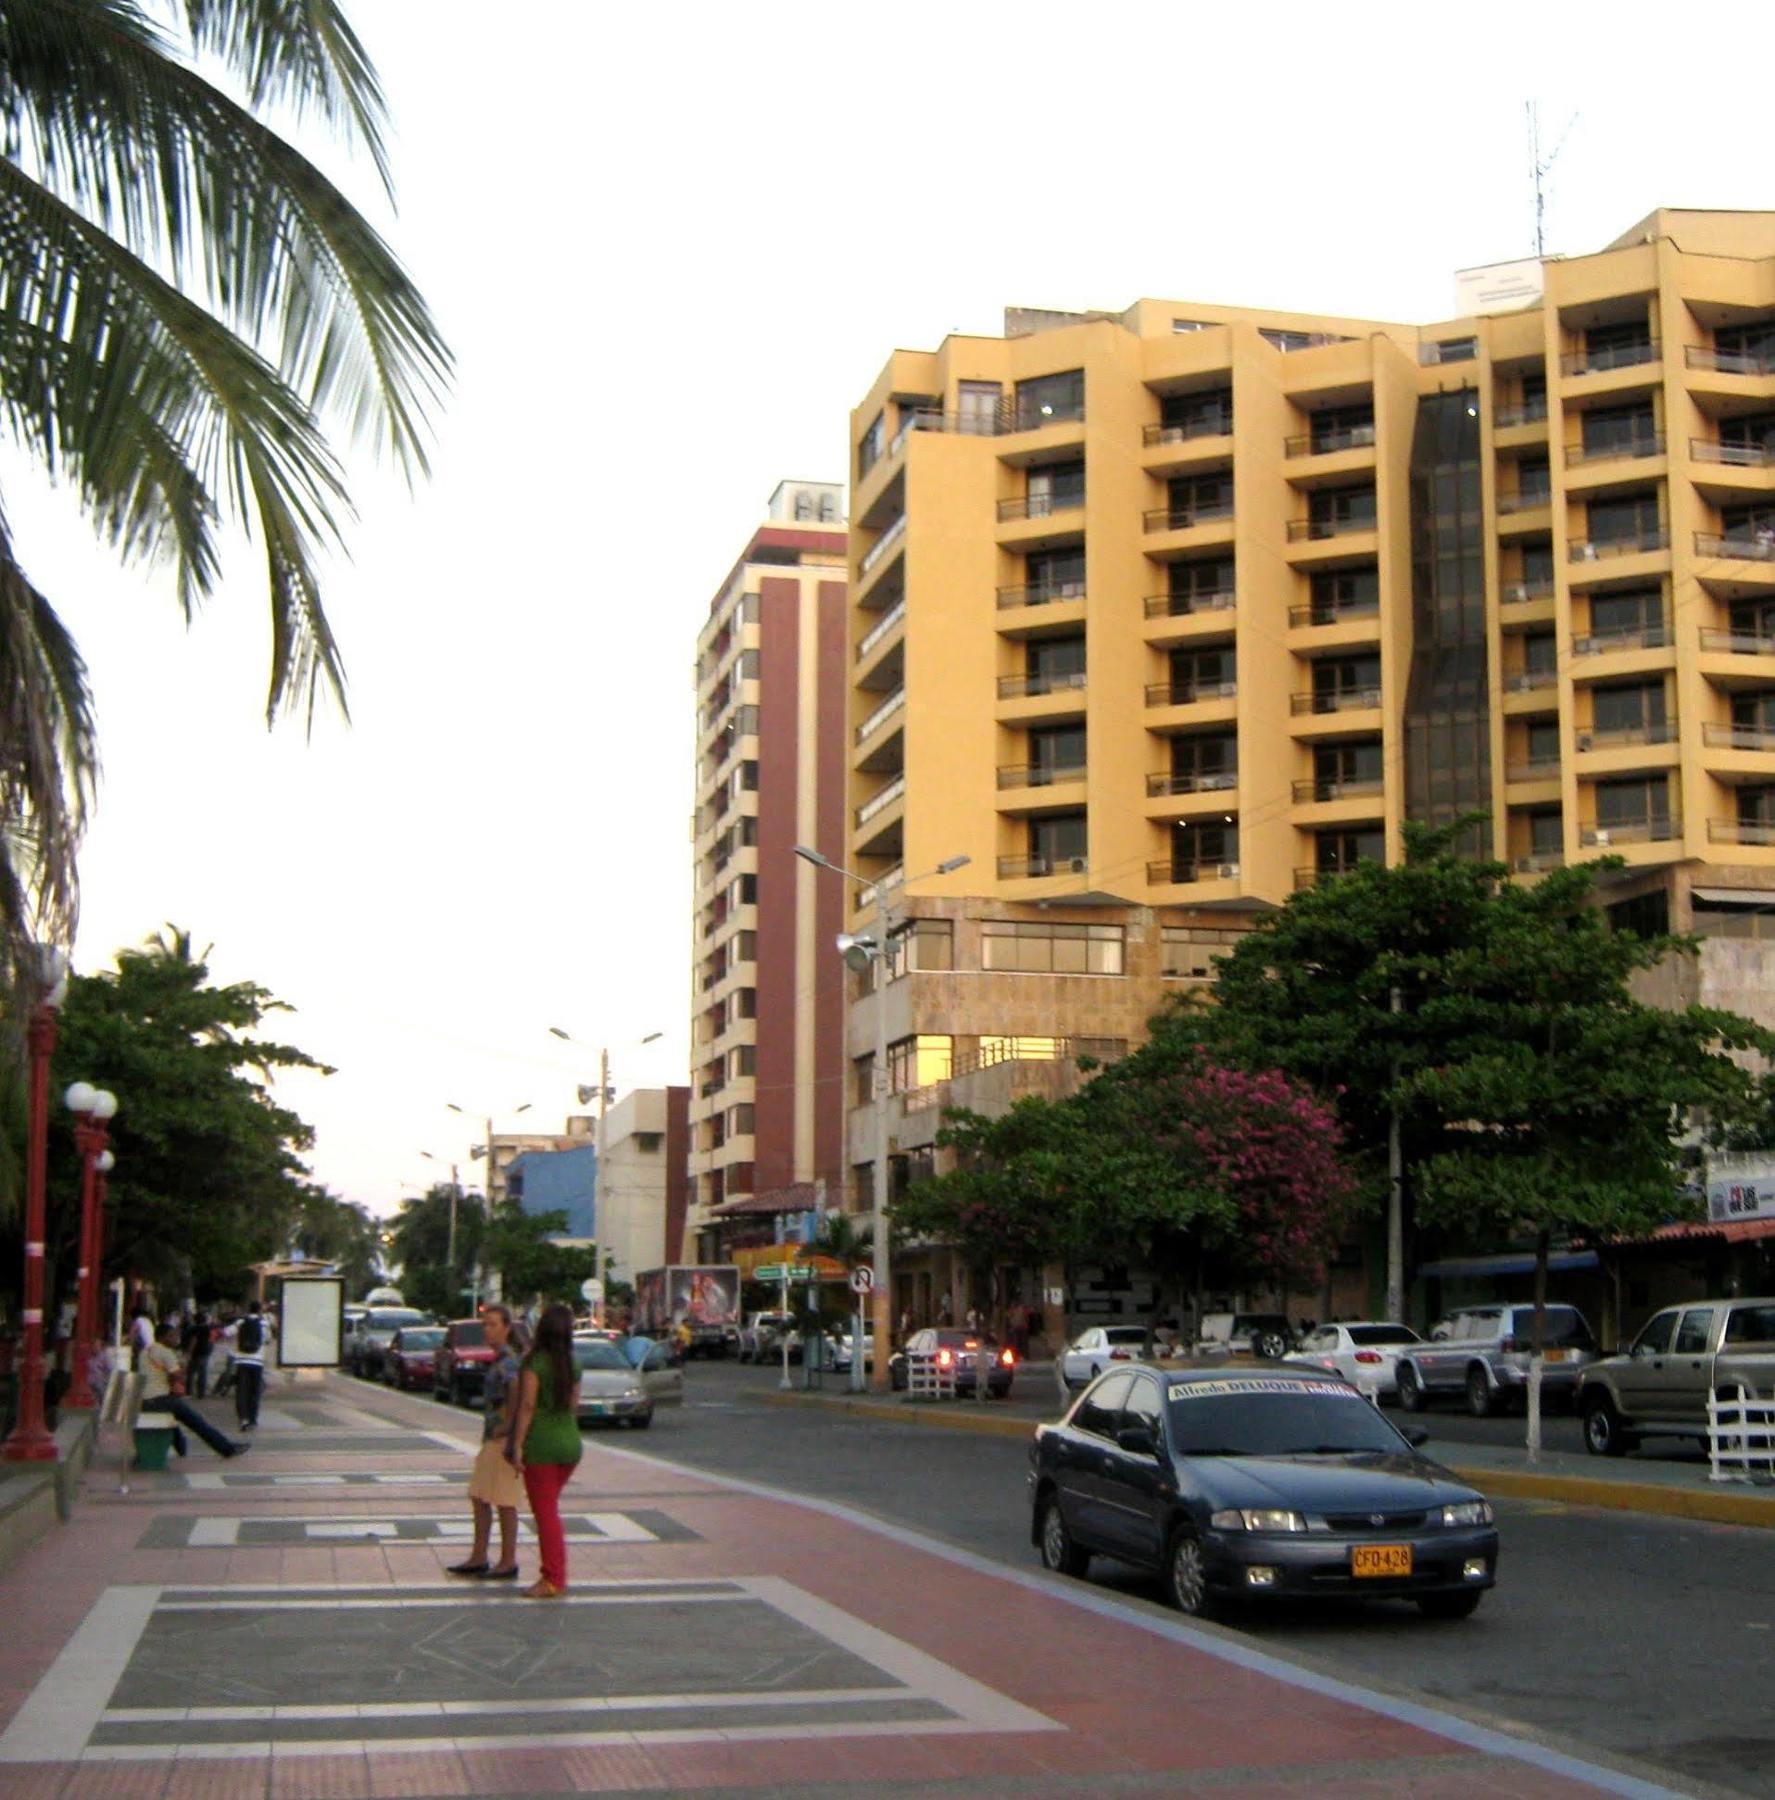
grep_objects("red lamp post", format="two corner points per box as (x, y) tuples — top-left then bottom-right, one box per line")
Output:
(62, 1083), (117, 1411)
(3, 947), (70, 1463)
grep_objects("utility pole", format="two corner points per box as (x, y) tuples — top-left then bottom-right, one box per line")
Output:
(594, 1046), (610, 1325)
(1386, 986), (1404, 1326)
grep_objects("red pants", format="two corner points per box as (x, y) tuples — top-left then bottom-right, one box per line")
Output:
(522, 1460), (575, 1588)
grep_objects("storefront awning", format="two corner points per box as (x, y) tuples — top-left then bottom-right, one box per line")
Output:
(711, 1183), (821, 1217)
(1417, 1250), (1600, 1280)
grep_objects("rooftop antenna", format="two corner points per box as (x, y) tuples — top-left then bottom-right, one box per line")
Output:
(1528, 101), (1578, 259)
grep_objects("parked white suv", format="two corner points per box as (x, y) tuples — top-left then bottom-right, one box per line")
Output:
(1397, 1303), (1597, 1416)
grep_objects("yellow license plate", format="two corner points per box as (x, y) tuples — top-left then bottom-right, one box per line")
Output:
(1352, 1544), (1413, 1578)
(1544, 1348), (1568, 1362)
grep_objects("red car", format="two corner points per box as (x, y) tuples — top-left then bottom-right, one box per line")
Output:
(383, 1325), (445, 1391)
(433, 1319), (496, 1406)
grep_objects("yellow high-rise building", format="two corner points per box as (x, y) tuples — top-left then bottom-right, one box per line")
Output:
(841, 209), (1775, 1328)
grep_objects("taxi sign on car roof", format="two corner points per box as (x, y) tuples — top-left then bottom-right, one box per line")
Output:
(1167, 1376), (1359, 1402)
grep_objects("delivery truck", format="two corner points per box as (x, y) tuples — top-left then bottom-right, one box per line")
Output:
(633, 1264), (741, 1358)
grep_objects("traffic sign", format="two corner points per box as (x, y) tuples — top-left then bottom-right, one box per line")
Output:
(580, 1278), (604, 1304)
(849, 1266), (875, 1295)
(756, 1263), (813, 1284)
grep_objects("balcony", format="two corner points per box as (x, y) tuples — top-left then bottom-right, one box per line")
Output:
(996, 580), (1085, 610)
(1148, 859), (1240, 885)
(1506, 757), (1562, 784)
(1565, 433), (1664, 466)
(1571, 622), (1670, 655)
(1579, 816), (1679, 847)
(855, 774), (906, 827)
(1709, 818), (1775, 845)
(1145, 414), (1232, 447)
(1145, 501), (1234, 533)
(1699, 627), (1775, 655)
(1495, 400), (1549, 429)
(1287, 514), (1376, 542)
(855, 687), (906, 744)
(1145, 589), (1235, 620)
(1503, 671), (1557, 695)
(1704, 722), (1775, 752)
(1291, 776), (1384, 803)
(1147, 678), (1238, 706)
(1575, 721), (1676, 752)
(1686, 345), (1775, 378)
(1289, 597), (1381, 629)
(1570, 530), (1668, 562)
(1691, 437), (1775, 469)
(1284, 424), (1376, 457)
(854, 864), (903, 913)
(1515, 850), (1566, 872)
(998, 853), (1086, 880)
(1500, 578), (1555, 606)
(859, 512), (907, 579)
(1149, 770), (1237, 797)
(1561, 342), (1659, 378)
(998, 491), (1085, 523)
(1698, 531), (1775, 568)
(997, 762), (1087, 791)
(1497, 488), (1553, 515)
(997, 669), (1087, 700)
(856, 599), (906, 662)
(1291, 686), (1382, 714)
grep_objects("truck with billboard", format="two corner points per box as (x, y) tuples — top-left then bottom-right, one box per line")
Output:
(633, 1264), (740, 1358)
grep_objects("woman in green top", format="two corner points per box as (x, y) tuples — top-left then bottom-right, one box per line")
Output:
(507, 1301), (581, 1597)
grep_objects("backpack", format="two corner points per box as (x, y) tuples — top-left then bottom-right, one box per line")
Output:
(237, 1315), (264, 1354)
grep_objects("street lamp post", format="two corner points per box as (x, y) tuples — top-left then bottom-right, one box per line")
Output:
(793, 846), (970, 1395)
(3, 946), (70, 1462)
(446, 1100), (531, 1309)
(62, 1082), (118, 1409)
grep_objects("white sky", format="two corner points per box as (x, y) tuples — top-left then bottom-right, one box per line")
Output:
(11, 2), (1773, 1216)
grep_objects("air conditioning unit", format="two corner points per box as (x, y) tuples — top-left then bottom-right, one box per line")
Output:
(1067, 856), (1088, 875)
(1578, 543), (1599, 562)
(1216, 862), (1240, 879)
(1506, 583), (1530, 603)
(1592, 830), (1611, 847)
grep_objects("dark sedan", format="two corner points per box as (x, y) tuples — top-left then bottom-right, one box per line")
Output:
(1028, 1366), (1498, 1620)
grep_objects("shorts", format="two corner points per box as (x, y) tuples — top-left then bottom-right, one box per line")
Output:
(467, 1439), (525, 1509)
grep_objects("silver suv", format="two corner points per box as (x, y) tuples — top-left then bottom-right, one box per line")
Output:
(1397, 1303), (1597, 1416)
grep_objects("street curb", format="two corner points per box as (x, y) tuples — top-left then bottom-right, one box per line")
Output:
(763, 1390), (1775, 1528)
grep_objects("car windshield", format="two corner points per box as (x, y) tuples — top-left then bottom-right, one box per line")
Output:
(1104, 1328), (1147, 1346)
(399, 1329), (443, 1350)
(1509, 1307), (1593, 1348)
(1165, 1378), (1409, 1456)
(1346, 1325), (1419, 1347)
(370, 1309), (426, 1330)
(574, 1340), (632, 1372)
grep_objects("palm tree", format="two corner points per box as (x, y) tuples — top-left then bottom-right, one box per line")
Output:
(0, 2), (450, 999)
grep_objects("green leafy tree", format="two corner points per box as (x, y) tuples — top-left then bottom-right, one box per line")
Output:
(482, 1204), (597, 1313)
(387, 1184), (484, 1322)
(284, 1184), (383, 1296)
(28, 926), (331, 1304)
(0, 2), (449, 996)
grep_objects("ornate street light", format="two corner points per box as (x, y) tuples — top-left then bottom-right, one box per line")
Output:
(62, 1083), (118, 1409)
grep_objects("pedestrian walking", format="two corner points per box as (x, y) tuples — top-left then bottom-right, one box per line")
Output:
(140, 1324), (246, 1458)
(507, 1301), (581, 1599)
(182, 1309), (214, 1398)
(937, 1293), (953, 1327)
(447, 1305), (522, 1583)
(233, 1301), (268, 1431)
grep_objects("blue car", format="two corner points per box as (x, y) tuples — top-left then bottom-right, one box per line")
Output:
(1028, 1364), (1499, 1620)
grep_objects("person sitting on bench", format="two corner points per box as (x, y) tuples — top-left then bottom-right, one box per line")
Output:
(140, 1324), (247, 1459)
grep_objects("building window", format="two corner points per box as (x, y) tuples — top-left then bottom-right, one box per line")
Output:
(853, 1162), (875, 1210)
(727, 1104), (755, 1136)
(1172, 318), (1213, 333)
(1591, 680), (1666, 737)
(1160, 925), (1246, 979)
(730, 1045), (755, 1078)
(981, 920), (1124, 975)
(1026, 547), (1085, 601)
(1029, 811), (1087, 873)
(633, 1133), (662, 1154)
(888, 1035), (953, 1092)
(1595, 775), (1670, 830)
(852, 1053), (875, 1107)
(1171, 819), (1238, 880)
(956, 380), (1001, 436)
(1316, 827), (1384, 876)
(819, 493), (839, 522)
(1013, 369), (1084, 430)
(1025, 458), (1085, 515)
(1160, 388), (1233, 437)
(1528, 808), (1563, 855)
(1309, 565), (1379, 622)
(1608, 889), (1670, 938)
(886, 918), (953, 979)
(857, 412), (885, 478)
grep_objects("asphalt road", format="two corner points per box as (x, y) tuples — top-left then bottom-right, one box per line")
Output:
(592, 1358), (1775, 1799)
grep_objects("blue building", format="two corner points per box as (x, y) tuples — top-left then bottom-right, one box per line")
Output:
(504, 1143), (598, 1241)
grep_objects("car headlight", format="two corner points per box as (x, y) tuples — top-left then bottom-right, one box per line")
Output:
(622, 1388), (643, 1401)
(1439, 1501), (1494, 1527)
(1210, 1509), (1307, 1533)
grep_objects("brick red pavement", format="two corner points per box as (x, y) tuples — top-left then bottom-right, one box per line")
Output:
(0, 1375), (1681, 1798)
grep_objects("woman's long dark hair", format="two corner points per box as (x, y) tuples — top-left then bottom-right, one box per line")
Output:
(531, 1302), (575, 1407)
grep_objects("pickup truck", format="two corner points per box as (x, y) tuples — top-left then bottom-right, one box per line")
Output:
(1576, 1296), (1775, 1456)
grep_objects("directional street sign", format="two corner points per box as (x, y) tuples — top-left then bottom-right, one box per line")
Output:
(756, 1263), (814, 1284)
(849, 1266), (875, 1295)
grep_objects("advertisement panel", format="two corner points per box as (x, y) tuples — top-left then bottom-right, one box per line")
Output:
(277, 1276), (344, 1368)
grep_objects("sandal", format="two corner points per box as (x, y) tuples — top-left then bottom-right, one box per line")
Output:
(445, 1559), (490, 1577)
(476, 1565), (519, 1581)
(522, 1578), (563, 1599)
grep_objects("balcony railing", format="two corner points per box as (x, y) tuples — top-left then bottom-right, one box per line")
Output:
(854, 687), (906, 744)
(1148, 859), (1240, 885)
(1710, 817), (1775, 845)
(1497, 487), (1553, 514)
(1145, 588), (1235, 619)
(1146, 678), (1238, 707)
(1561, 341), (1659, 378)
(1291, 776), (1385, 803)
(1287, 512), (1377, 541)
(1494, 400), (1549, 429)
(998, 853), (1086, 880)
(996, 580), (1085, 609)
(997, 669), (1087, 699)
(1505, 758), (1562, 784)
(1570, 530), (1669, 562)
(1691, 437), (1775, 467)
(855, 774), (906, 826)
(1696, 529), (1775, 563)
(1291, 685), (1382, 714)
(1566, 432), (1663, 465)
(1284, 423), (1376, 457)
(1504, 670), (1556, 693)
(856, 599), (906, 662)
(1686, 345), (1775, 377)
(1703, 722), (1775, 752)
(998, 490), (1085, 522)
(1149, 770), (1237, 797)
(855, 865), (903, 912)
(1571, 621), (1669, 655)
(1516, 850), (1565, 872)
(997, 762), (1087, 791)
(1144, 414), (1232, 447)
(1501, 579), (1555, 605)
(1699, 627), (1775, 655)
(1144, 501), (1234, 533)
(1288, 598), (1381, 628)
(1575, 720), (1676, 752)
(859, 512), (907, 578)
(1579, 815), (1679, 846)
(888, 400), (1087, 438)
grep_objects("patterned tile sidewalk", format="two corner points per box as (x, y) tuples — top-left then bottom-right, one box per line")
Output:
(0, 1375), (1686, 1798)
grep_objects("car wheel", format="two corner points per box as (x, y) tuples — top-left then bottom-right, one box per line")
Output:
(1162, 1529), (1214, 1618)
(1417, 1590), (1482, 1620)
(1037, 1496), (1089, 1578)
(1396, 1366), (1424, 1412)
(1255, 1331), (1289, 1361)
(1465, 1367), (1495, 1418)
(1583, 1395), (1629, 1457)
(628, 1411), (653, 1431)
